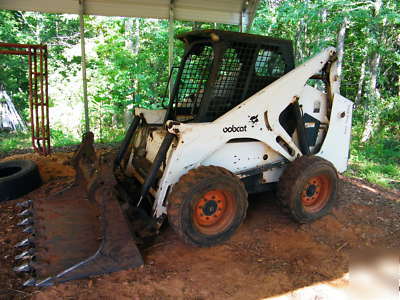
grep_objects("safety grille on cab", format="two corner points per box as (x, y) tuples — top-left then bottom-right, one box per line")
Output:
(174, 44), (213, 122)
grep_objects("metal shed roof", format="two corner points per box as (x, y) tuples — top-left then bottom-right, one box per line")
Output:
(0, 0), (259, 25)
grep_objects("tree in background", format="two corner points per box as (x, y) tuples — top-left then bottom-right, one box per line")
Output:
(0, 0), (399, 186)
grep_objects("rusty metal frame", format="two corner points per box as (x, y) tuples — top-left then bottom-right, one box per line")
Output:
(0, 42), (51, 155)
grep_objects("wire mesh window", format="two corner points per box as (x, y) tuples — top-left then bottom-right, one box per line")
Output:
(213, 48), (241, 98)
(174, 44), (213, 121)
(206, 43), (256, 120)
(171, 39), (290, 122)
(255, 49), (286, 77)
(246, 46), (287, 99)
(207, 48), (242, 119)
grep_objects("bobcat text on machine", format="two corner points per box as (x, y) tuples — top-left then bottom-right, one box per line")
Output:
(13, 30), (353, 286)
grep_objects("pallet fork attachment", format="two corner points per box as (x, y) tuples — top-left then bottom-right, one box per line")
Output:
(14, 132), (143, 287)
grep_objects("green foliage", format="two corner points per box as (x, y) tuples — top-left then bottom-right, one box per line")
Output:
(0, 1), (399, 189)
(50, 129), (80, 147)
(0, 11), (80, 117)
(0, 131), (31, 152)
(0, 129), (80, 154)
(251, 0), (400, 189)
(347, 132), (400, 188)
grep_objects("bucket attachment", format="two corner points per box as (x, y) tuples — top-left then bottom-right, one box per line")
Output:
(14, 132), (143, 287)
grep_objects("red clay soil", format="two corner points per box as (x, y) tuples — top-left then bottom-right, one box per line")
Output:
(0, 151), (399, 299)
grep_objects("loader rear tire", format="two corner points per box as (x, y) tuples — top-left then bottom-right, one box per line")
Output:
(277, 155), (338, 223)
(167, 166), (248, 247)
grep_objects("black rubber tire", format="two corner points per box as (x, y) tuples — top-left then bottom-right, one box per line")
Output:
(0, 159), (42, 202)
(167, 165), (248, 247)
(277, 155), (338, 223)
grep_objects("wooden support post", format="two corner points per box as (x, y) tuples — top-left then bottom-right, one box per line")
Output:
(79, 0), (90, 133)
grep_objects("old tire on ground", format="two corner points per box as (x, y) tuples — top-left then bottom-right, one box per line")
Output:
(277, 155), (338, 223)
(167, 165), (248, 247)
(0, 159), (42, 202)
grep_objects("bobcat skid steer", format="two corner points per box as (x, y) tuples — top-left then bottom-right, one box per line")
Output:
(13, 30), (353, 286)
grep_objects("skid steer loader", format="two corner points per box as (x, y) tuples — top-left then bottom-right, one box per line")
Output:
(13, 30), (353, 286)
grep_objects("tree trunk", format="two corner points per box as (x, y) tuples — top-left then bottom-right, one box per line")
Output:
(355, 59), (366, 106)
(361, 0), (383, 143)
(361, 51), (381, 143)
(321, 8), (329, 44)
(398, 73), (400, 97)
(133, 18), (140, 56)
(295, 20), (305, 62)
(124, 18), (141, 128)
(133, 18), (141, 97)
(336, 16), (348, 92)
(124, 18), (134, 50)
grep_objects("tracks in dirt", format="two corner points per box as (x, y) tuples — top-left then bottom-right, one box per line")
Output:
(0, 151), (399, 299)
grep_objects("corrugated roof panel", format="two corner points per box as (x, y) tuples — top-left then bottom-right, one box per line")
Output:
(0, 0), (253, 25)
(85, 0), (169, 19)
(0, 0), (80, 15)
(175, 0), (242, 23)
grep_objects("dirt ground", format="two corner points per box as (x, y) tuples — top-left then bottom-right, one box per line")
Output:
(0, 151), (399, 299)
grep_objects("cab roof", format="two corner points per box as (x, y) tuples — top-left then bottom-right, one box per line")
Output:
(176, 30), (292, 48)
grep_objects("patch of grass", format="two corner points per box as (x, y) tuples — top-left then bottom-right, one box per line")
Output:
(346, 128), (400, 189)
(98, 128), (125, 144)
(0, 128), (125, 154)
(346, 160), (399, 188)
(0, 131), (31, 153)
(51, 129), (80, 147)
(0, 129), (81, 153)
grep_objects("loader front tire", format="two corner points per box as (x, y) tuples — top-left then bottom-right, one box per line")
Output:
(167, 166), (248, 247)
(277, 156), (338, 223)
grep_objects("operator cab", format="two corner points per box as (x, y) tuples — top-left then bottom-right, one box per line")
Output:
(166, 30), (295, 123)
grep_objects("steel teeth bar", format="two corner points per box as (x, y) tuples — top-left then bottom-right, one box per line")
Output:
(18, 209), (32, 217)
(15, 249), (34, 260)
(22, 226), (34, 234)
(17, 218), (33, 226)
(16, 200), (33, 208)
(15, 238), (33, 248)
(13, 263), (32, 273)
(23, 278), (36, 287)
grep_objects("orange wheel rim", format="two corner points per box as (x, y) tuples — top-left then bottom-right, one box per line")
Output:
(193, 189), (236, 235)
(301, 174), (332, 213)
